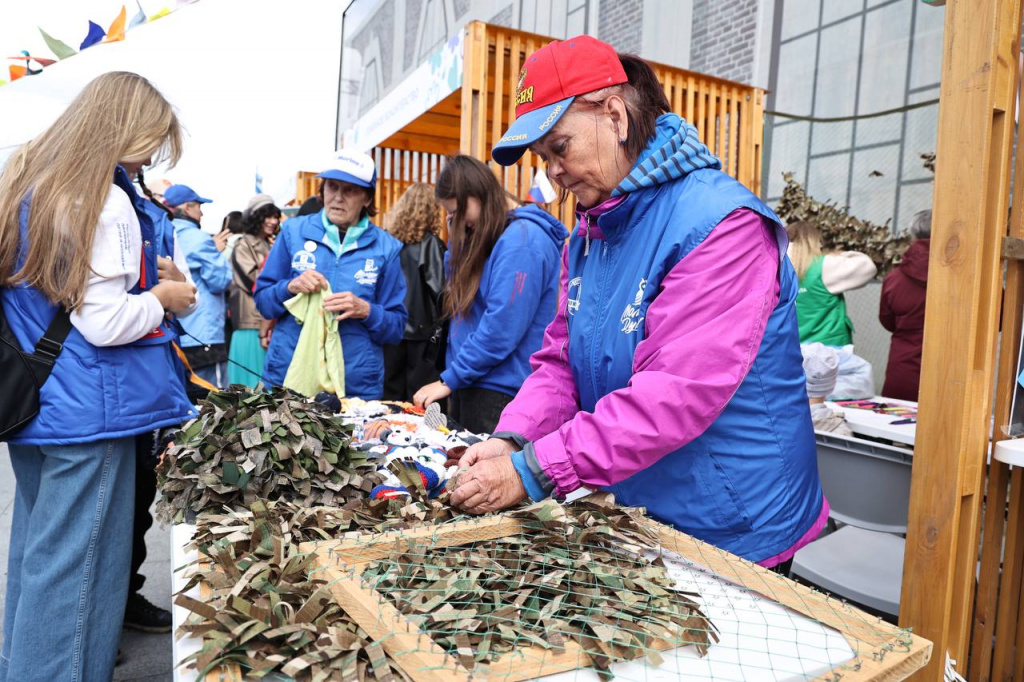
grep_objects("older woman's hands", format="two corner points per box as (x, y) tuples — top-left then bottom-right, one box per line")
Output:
(459, 438), (515, 466)
(450, 454), (527, 514)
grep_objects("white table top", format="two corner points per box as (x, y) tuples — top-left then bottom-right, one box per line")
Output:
(826, 396), (917, 447)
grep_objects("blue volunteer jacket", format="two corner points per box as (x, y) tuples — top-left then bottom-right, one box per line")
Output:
(173, 217), (231, 347)
(441, 205), (567, 396)
(3, 167), (195, 445)
(254, 211), (407, 399)
(566, 114), (823, 562)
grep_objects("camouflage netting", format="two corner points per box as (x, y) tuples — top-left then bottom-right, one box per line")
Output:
(774, 172), (912, 277)
(157, 387), (381, 524)
(176, 495), (716, 681)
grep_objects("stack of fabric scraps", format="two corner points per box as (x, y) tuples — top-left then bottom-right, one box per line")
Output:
(157, 386), (381, 524)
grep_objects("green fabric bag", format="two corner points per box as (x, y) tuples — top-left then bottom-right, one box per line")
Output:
(283, 285), (345, 397)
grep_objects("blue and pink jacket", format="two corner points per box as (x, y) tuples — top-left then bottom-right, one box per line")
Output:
(498, 114), (827, 565)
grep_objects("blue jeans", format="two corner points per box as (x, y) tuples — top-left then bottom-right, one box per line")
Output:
(0, 438), (136, 682)
(193, 361), (227, 389)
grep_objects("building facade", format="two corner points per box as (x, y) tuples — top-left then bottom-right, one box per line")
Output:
(340, 0), (942, 235)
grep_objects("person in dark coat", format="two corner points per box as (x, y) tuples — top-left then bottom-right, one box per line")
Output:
(880, 209), (931, 401)
(382, 183), (447, 401)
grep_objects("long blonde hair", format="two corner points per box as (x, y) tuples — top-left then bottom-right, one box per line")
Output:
(786, 220), (823, 280)
(387, 183), (441, 244)
(0, 72), (182, 309)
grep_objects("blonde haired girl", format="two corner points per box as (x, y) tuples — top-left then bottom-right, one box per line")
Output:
(0, 72), (196, 682)
(785, 220), (877, 346)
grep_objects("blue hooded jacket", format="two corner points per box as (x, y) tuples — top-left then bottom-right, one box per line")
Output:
(254, 210), (407, 399)
(173, 217), (232, 347)
(3, 167), (195, 445)
(441, 204), (568, 396)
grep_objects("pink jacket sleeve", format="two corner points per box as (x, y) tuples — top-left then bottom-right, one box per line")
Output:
(533, 209), (782, 496)
(493, 244), (580, 440)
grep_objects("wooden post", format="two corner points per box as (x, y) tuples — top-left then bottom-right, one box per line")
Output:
(459, 22), (488, 158)
(899, 1), (1023, 679)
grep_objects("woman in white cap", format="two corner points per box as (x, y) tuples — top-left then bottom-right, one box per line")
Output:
(227, 194), (281, 388)
(254, 151), (407, 398)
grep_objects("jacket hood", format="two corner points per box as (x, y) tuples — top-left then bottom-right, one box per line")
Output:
(613, 113), (721, 196)
(899, 239), (929, 284)
(509, 204), (569, 247)
(172, 216), (201, 230)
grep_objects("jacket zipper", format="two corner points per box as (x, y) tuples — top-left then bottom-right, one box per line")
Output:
(586, 239), (611, 403)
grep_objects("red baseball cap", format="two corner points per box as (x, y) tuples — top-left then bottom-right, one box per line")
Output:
(491, 35), (627, 166)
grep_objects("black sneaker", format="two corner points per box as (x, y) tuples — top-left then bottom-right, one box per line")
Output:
(124, 593), (172, 633)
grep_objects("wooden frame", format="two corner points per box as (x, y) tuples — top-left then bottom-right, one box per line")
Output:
(293, 512), (931, 682)
(899, 1), (1024, 679)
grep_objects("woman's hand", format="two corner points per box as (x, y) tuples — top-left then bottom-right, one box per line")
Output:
(287, 270), (328, 295)
(324, 291), (370, 320)
(259, 318), (275, 349)
(151, 281), (197, 313)
(450, 454), (527, 514)
(156, 256), (186, 283)
(413, 380), (452, 408)
(460, 438), (515, 466)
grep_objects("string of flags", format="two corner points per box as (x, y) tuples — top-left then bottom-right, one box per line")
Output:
(2, 1), (199, 88)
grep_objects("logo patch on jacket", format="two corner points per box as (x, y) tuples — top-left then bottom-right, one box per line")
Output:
(355, 258), (379, 286)
(567, 277), (582, 316)
(620, 278), (646, 334)
(292, 250), (317, 272)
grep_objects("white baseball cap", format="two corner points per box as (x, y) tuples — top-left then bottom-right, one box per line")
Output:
(316, 151), (377, 190)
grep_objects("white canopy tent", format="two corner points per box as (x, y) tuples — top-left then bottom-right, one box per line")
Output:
(0, 0), (342, 231)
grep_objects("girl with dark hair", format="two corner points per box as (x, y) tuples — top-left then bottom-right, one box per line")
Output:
(411, 155), (567, 433)
(453, 36), (826, 577)
(223, 210), (245, 234)
(382, 183), (447, 401)
(227, 195), (281, 387)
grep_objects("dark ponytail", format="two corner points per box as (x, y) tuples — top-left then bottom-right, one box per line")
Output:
(617, 54), (670, 162)
(137, 170), (174, 219)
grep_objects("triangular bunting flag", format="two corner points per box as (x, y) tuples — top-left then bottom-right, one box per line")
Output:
(39, 28), (77, 60)
(148, 7), (171, 22)
(0, 79), (8, 88)
(104, 6), (127, 43)
(8, 54), (56, 68)
(128, 0), (147, 29)
(80, 21), (106, 50)
(9, 65), (26, 82)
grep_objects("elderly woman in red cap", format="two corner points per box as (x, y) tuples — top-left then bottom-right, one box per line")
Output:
(450, 36), (826, 573)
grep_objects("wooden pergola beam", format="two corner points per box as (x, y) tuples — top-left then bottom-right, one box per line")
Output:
(900, 0), (1024, 679)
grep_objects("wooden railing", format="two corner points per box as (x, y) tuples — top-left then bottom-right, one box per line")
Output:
(300, 21), (765, 230)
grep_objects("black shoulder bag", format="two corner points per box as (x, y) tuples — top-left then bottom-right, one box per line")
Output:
(0, 295), (72, 440)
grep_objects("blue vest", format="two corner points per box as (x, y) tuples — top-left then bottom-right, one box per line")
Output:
(3, 167), (195, 445)
(567, 169), (823, 562)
